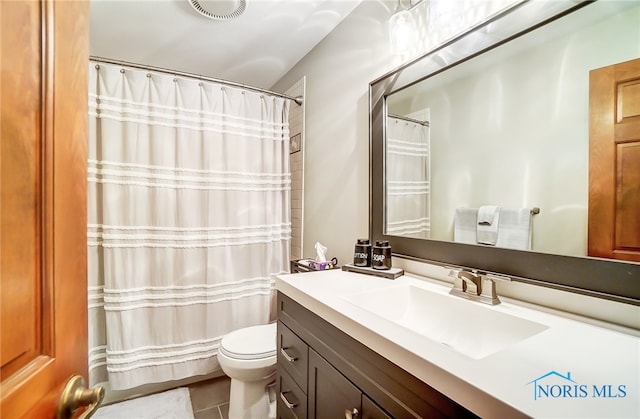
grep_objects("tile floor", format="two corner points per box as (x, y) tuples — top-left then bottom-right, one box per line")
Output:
(188, 376), (231, 419)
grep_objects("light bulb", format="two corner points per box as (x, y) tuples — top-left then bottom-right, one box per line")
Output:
(389, 7), (415, 55)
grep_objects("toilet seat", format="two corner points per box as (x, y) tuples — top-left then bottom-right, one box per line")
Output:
(220, 323), (277, 360)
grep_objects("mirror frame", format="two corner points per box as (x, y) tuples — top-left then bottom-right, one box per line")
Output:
(370, 0), (640, 306)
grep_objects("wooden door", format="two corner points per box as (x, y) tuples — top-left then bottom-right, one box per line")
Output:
(588, 58), (640, 262)
(1, 0), (91, 417)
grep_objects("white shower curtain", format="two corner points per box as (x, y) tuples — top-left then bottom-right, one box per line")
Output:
(87, 62), (291, 390)
(386, 115), (431, 238)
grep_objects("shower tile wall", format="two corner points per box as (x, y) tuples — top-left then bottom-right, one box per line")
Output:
(285, 77), (305, 261)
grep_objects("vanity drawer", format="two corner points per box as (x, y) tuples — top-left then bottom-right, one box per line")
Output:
(277, 368), (307, 419)
(277, 321), (308, 392)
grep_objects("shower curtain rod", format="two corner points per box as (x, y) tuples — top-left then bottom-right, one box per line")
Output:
(89, 56), (303, 106)
(388, 113), (430, 127)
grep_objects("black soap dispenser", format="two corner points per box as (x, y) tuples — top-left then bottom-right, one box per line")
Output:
(372, 240), (392, 270)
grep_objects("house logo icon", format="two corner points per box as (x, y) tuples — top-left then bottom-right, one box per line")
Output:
(527, 371), (627, 400)
(527, 371), (583, 400)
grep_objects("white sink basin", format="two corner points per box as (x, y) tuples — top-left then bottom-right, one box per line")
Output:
(342, 284), (549, 359)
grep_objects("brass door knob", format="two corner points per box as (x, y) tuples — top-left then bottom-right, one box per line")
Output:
(56, 375), (105, 419)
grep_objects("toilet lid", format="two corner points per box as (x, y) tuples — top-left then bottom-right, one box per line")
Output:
(219, 323), (276, 360)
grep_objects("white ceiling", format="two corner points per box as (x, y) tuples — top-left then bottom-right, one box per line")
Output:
(89, 0), (364, 89)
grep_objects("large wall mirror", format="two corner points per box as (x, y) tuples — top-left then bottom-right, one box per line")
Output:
(370, 0), (640, 305)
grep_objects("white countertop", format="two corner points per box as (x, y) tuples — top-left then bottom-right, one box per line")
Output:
(276, 269), (640, 418)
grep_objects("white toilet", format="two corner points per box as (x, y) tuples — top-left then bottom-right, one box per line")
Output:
(218, 322), (277, 419)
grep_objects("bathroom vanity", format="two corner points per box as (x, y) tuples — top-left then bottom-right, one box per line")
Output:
(275, 270), (639, 418)
(276, 292), (476, 418)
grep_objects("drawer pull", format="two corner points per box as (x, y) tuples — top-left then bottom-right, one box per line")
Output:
(345, 407), (359, 418)
(280, 391), (298, 409)
(280, 347), (298, 362)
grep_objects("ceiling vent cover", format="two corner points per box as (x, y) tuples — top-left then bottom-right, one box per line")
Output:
(188, 0), (247, 20)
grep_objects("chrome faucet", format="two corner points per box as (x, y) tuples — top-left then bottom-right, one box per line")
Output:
(448, 268), (508, 305)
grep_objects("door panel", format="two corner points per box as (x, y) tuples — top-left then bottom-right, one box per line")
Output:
(308, 349), (361, 419)
(362, 394), (392, 419)
(1, 0), (90, 417)
(1, 0), (43, 381)
(588, 58), (640, 261)
(616, 142), (640, 249)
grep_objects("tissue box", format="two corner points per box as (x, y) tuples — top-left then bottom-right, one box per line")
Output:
(291, 258), (338, 273)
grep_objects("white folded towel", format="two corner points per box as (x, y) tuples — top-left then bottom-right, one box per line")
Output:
(454, 207), (478, 244)
(477, 205), (499, 225)
(495, 208), (533, 250)
(477, 205), (501, 245)
(455, 206), (533, 250)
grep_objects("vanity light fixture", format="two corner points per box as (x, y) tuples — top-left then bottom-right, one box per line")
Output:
(389, 0), (415, 55)
(389, 0), (425, 56)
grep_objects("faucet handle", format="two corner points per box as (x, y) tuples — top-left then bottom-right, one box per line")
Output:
(479, 276), (503, 305)
(447, 268), (466, 292)
(458, 271), (481, 295)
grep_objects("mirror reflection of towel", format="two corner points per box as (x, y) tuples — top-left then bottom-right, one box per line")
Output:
(454, 208), (477, 244)
(477, 206), (501, 245)
(454, 207), (533, 250)
(495, 208), (532, 250)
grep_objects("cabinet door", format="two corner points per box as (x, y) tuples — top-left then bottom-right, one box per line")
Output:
(277, 369), (307, 419)
(308, 349), (361, 419)
(363, 395), (393, 419)
(278, 321), (309, 392)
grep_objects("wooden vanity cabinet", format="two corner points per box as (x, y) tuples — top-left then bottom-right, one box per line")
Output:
(276, 292), (478, 419)
(277, 322), (390, 419)
(308, 348), (391, 419)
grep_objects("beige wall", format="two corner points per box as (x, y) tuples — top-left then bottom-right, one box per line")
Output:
(272, 0), (509, 265)
(273, 0), (403, 265)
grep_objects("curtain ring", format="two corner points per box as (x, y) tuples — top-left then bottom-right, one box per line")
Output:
(173, 78), (177, 82)
(146, 73), (151, 78)
(95, 64), (100, 70)
(120, 68), (125, 74)
(198, 82), (203, 87)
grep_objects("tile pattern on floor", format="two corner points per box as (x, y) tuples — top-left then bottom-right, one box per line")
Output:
(189, 376), (230, 419)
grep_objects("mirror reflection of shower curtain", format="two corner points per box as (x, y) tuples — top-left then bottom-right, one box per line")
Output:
(87, 62), (291, 390)
(386, 113), (430, 239)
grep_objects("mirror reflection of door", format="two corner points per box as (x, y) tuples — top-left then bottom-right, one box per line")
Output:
(1, 0), (91, 417)
(588, 58), (640, 262)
